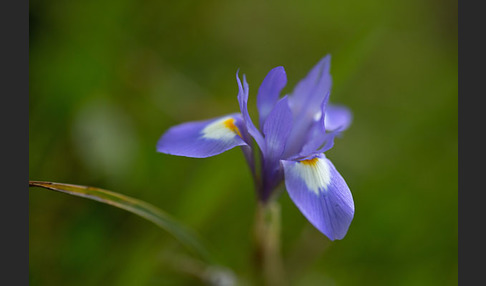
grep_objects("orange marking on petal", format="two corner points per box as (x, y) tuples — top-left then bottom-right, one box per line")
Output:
(224, 118), (242, 137)
(301, 157), (319, 166)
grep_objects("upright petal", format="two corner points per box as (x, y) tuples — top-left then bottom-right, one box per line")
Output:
(288, 55), (332, 119)
(257, 66), (287, 128)
(281, 154), (354, 240)
(260, 96), (293, 199)
(157, 114), (248, 158)
(324, 104), (353, 132)
(284, 56), (332, 157)
(297, 97), (328, 156)
(237, 71), (266, 152)
(263, 96), (293, 161)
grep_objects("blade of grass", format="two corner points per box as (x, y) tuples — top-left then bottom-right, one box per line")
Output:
(29, 180), (213, 263)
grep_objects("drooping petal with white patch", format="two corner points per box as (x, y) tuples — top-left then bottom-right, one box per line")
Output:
(157, 113), (248, 158)
(237, 71), (266, 153)
(324, 104), (353, 132)
(257, 66), (287, 128)
(282, 154), (354, 240)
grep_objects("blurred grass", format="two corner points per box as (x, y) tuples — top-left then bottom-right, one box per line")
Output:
(29, 181), (214, 263)
(29, 0), (457, 285)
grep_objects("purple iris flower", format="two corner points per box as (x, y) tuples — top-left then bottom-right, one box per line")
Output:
(157, 55), (354, 240)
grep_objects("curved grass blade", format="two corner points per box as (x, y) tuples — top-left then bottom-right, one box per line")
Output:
(29, 180), (213, 263)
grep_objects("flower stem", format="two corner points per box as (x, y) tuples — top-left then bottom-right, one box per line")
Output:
(253, 201), (287, 286)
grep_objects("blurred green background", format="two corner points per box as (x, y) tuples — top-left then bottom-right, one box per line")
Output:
(29, 0), (457, 285)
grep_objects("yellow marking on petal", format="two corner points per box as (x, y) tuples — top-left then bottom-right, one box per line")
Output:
(202, 116), (242, 141)
(223, 118), (242, 137)
(294, 157), (331, 194)
(301, 157), (319, 166)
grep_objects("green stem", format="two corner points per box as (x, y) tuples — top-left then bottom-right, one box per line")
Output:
(253, 201), (287, 286)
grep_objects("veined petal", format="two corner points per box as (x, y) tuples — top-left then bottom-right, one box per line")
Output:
(324, 104), (352, 132)
(263, 96), (293, 160)
(298, 103), (350, 157)
(282, 154), (354, 240)
(260, 96), (293, 199)
(284, 55), (332, 157)
(237, 71), (266, 152)
(298, 97), (328, 156)
(257, 66), (287, 128)
(314, 130), (339, 153)
(157, 114), (248, 158)
(288, 55), (332, 119)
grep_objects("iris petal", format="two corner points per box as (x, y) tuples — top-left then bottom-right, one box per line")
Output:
(284, 55), (332, 157)
(157, 114), (248, 158)
(324, 104), (353, 132)
(263, 96), (293, 161)
(260, 96), (293, 199)
(237, 71), (266, 152)
(257, 66), (287, 128)
(288, 55), (332, 119)
(282, 154), (354, 240)
(298, 97), (328, 156)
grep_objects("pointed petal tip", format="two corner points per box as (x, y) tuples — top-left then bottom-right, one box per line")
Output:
(318, 54), (331, 71)
(321, 54), (331, 63)
(272, 65), (286, 74)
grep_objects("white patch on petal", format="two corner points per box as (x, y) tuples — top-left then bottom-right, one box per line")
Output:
(324, 115), (336, 131)
(313, 110), (322, 121)
(202, 116), (240, 141)
(292, 157), (331, 195)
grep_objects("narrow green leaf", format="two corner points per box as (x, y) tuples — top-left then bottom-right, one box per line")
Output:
(29, 180), (213, 263)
